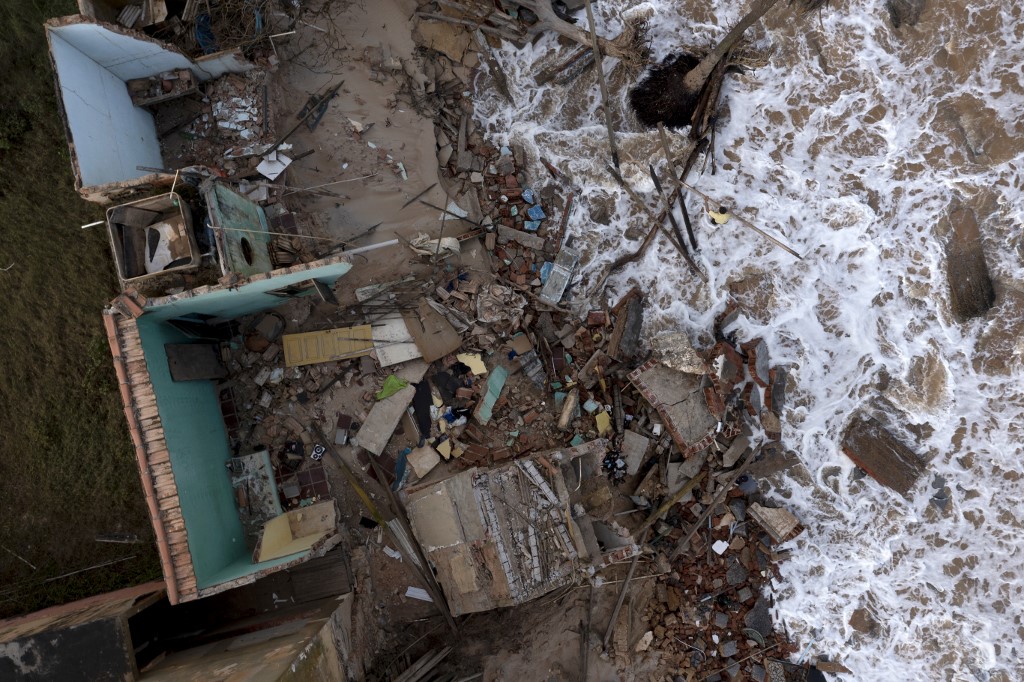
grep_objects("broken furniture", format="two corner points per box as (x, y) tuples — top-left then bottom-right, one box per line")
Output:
(106, 192), (199, 287)
(254, 501), (337, 563)
(126, 68), (198, 108)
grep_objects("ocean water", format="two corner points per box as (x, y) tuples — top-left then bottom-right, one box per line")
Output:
(473, 1), (1024, 679)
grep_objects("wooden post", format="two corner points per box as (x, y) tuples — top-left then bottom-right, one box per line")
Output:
(636, 469), (707, 535)
(602, 529), (648, 651)
(671, 445), (760, 559)
(657, 123), (699, 250)
(584, 0), (620, 169)
(679, 181), (803, 259)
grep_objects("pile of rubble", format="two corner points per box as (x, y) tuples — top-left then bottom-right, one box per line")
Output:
(109, 11), (841, 677)
(161, 71), (275, 172)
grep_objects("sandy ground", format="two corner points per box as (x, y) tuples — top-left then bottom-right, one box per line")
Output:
(274, 0), (446, 248)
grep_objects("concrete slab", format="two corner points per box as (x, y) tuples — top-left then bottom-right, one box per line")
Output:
(621, 429), (651, 475)
(629, 360), (717, 457)
(352, 359), (429, 456)
(841, 414), (925, 496)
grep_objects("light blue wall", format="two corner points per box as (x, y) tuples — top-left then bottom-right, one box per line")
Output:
(50, 22), (251, 81)
(47, 22), (256, 190)
(49, 23), (196, 81)
(49, 32), (163, 187)
(137, 257), (351, 590)
(136, 317), (245, 589)
(147, 259), (353, 322)
(207, 184), (275, 276)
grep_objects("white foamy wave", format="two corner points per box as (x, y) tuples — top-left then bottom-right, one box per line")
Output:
(474, 0), (1024, 678)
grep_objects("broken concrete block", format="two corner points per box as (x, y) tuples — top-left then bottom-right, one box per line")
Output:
(497, 225), (545, 251)
(652, 331), (706, 374)
(748, 503), (803, 544)
(722, 433), (750, 468)
(407, 445), (442, 478)
(744, 338), (770, 387)
(944, 206), (995, 321)
(473, 365), (509, 425)
(629, 361), (717, 457)
(352, 360), (429, 455)
(841, 414), (925, 496)
(621, 429), (651, 475)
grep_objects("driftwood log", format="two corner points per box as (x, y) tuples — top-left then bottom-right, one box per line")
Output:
(943, 206), (995, 321)
(509, 0), (648, 65)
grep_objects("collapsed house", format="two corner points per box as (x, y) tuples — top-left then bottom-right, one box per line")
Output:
(45, 11), (263, 204)
(406, 444), (608, 616)
(103, 253), (352, 603)
(31, 0), (843, 676)
(0, 552), (358, 681)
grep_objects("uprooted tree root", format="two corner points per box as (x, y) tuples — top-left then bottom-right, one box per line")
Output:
(628, 52), (703, 129)
(628, 45), (771, 129)
(609, 15), (653, 77)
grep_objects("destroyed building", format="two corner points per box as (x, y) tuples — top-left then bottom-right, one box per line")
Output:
(28, 0), (860, 678)
(104, 253), (352, 603)
(45, 9), (264, 204)
(0, 555), (359, 681)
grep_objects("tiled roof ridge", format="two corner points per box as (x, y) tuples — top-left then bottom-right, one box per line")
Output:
(102, 310), (197, 603)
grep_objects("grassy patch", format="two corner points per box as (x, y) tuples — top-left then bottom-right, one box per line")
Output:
(0, 0), (161, 618)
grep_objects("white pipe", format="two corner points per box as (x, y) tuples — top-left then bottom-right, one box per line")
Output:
(344, 239), (399, 255)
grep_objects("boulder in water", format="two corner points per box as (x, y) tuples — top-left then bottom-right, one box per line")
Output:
(885, 0), (926, 29)
(944, 207), (995, 321)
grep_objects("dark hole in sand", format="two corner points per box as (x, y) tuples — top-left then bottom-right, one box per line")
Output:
(629, 52), (701, 129)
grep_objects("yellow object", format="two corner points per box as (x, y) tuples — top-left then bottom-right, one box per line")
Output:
(437, 439), (453, 459)
(595, 411), (611, 436)
(282, 325), (374, 367)
(457, 352), (488, 376)
(256, 502), (336, 562)
(708, 210), (732, 225)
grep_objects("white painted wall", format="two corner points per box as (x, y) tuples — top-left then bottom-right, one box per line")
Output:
(49, 32), (163, 187)
(47, 21), (257, 190)
(51, 22), (257, 81)
(50, 23), (194, 81)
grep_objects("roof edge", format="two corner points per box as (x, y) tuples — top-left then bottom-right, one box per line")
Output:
(103, 312), (188, 603)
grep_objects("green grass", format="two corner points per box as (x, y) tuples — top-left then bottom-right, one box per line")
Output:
(0, 0), (161, 618)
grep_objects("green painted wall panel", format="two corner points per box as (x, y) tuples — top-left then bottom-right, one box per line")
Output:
(147, 260), (352, 322)
(207, 183), (275, 276)
(136, 316), (247, 588)
(135, 257), (353, 591)
(199, 551), (309, 589)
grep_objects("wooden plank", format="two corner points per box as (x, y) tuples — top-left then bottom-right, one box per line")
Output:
(401, 299), (463, 362)
(841, 415), (925, 496)
(282, 325), (374, 367)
